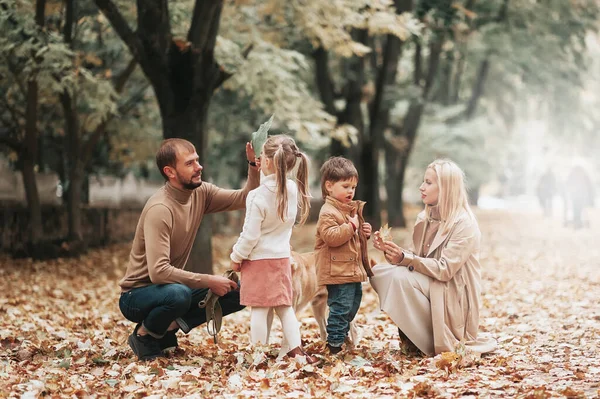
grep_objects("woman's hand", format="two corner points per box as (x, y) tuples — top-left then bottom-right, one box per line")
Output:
(382, 241), (405, 265)
(373, 231), (385, 251)
(373, 232), (405, 264)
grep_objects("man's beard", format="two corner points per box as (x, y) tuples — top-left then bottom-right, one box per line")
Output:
(178, 172), (202, 190)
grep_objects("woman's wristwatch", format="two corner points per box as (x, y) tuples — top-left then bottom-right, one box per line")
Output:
(247, 160), (257, 167)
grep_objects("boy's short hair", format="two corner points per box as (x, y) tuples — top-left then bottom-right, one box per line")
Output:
(320, 156), (359, 199)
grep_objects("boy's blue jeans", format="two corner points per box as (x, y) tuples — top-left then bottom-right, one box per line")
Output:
(326, 282), (363, 347)
(119, 283), (244, 338)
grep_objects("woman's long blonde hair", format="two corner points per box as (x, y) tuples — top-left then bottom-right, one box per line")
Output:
(262, 135), (311, 225)
(426, 159), (475, 233)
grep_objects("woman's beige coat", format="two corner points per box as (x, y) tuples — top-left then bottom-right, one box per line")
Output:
(378, 210), (496, 355)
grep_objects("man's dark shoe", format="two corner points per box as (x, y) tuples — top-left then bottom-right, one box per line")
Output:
(327, 343), (342, 355)
(128, 325), (164, 361)
(159, 329), (178, 352)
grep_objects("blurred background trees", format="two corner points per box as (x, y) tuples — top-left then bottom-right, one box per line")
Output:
(1, 0), (599, 268)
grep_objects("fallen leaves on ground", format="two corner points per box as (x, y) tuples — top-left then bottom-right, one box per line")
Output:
(1, 209), (600, 398)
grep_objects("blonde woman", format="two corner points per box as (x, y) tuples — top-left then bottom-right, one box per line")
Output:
(371, 159), (496, 356)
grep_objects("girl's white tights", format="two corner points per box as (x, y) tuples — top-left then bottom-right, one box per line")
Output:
(250, 306), (301, 350)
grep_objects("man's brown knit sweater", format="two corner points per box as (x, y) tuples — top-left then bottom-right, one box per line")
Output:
(119, 170), (260, 292)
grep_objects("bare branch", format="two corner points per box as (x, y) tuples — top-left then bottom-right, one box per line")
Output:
(4, 55), (28, 99)
(113, 58), (138, 93)
(214, 44), (253, 89)
(93, 0), (145, 61)
(0, 132), (23, 152)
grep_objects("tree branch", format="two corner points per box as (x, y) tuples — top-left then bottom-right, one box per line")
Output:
(188, 0), (223, 52)
(214, 44), (253, 89)
(0, 129), (23, 152)
(80, 121), (106, 167)
(117, 85), (150, 115)
(93, 0), (145, 61)
(113, 58), (138, 93)
(5, 56), (28, 99)
(63, 0), (74, 46)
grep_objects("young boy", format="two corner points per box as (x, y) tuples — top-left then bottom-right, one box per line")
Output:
(315, 157), (373, 354)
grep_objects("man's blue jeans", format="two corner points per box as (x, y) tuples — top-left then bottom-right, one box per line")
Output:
(119, 284), (244, 338)
(326, 282), (362, 347)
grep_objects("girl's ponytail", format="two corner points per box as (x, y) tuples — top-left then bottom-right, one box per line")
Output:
(295, 152), (311, 225)
(274, 146), (288, 222)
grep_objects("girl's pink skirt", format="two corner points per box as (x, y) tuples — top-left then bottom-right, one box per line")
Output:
(239, 257), (292, 307)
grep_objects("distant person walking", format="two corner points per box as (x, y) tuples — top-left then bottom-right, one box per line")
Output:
(565, 165), (595, 229)
(536, 168), (556, 217)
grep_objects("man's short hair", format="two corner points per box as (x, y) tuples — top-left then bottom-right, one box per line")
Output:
(319, 156), (359, 199)
(156, 138), (196, 180)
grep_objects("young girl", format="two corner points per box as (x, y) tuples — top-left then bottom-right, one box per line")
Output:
(230, 134), (318, 364)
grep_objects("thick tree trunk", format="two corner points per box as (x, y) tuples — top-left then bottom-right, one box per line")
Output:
(95, 0), (236, 275)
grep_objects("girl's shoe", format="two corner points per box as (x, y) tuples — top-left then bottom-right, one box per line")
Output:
(286, 346), (321, 365)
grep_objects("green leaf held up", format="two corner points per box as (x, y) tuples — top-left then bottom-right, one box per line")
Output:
(251, 114), (274, 157)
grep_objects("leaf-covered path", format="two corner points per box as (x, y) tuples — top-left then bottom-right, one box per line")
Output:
(1, 210), (599, 398)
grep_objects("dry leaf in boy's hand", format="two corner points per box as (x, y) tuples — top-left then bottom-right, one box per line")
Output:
(378, 223), (393, 241)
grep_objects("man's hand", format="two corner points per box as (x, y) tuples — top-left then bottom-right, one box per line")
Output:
(246, 142), (260, 170)
(362, 222), (372, 237)
(207, 275), (238, 296)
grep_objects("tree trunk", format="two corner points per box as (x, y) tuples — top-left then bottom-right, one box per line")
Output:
(61, 0), (85, 245)
(366, 0), (412, 227)
(386, 102), (424, 227)
(339, 30), (368, 199)
(386, 33), (443, 227)
(61, 90), (84, 243)
(313, 47), (337, 116)
(468, 185), (480, 206)
(21, 0), (46, 249)
(465, 58), (490, 119)
(94, 0), (238, 275)
(435, 50), (453, 105)
(450, 51), (465, 104)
